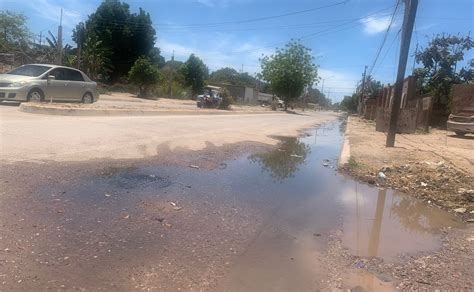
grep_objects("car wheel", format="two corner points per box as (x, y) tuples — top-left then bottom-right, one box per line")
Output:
(27, 89), (44, 102)
(454, 131), (466, 137)
(82, 93), (93, 104)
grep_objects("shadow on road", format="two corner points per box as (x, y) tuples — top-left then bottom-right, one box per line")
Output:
(0, 101), (21, 107)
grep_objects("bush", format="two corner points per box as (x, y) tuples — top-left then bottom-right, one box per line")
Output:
(218, 88), (234, 110)
(128, 57), (162, 98)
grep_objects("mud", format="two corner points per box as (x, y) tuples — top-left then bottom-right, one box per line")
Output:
(0, 119), (470, 291)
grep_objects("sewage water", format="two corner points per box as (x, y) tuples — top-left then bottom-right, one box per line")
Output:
(7, 119), (462, 291)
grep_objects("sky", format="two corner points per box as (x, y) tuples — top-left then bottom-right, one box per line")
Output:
(2, 0), (473, 101)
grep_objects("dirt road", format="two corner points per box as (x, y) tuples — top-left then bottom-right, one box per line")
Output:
(0, 107), (472, 291)
(0, 105), (338, 163)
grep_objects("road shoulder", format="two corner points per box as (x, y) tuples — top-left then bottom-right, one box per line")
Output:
(339, 116), (473, 212)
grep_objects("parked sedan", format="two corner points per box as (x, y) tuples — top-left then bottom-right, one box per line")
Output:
(0, 64), (98, 103)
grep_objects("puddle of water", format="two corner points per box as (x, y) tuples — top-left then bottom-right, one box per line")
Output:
(340, 186), (461, 259)
(24, 119), (463, 290)
(343, 270), (396, 292)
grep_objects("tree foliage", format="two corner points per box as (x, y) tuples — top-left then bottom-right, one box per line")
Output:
(128, 56), (162, 97)
(181, 54), (209, 97)
(259, 40), (318, 109)
(0, 11), (30, 52)
(356, 75), (383, 98)
(82, 34), (111, 79)
(78, 0), (158, 81)
(340, 94), (359, 113)
(414, 33), (474, 107)
(209, 67), (256, 87)
(249, 137), (310, 181)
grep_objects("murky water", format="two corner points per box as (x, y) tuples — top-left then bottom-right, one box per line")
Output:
(1, 119), (463, 291)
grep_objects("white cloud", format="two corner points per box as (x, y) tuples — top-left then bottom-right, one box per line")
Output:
(360, 15), (394, 35)
(27, 0), (92, 29)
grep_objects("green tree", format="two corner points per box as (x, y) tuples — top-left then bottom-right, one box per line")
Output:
(80, 0), (157, 81)
(259, 40), (318, 110)
(45, 30), (74, 65)
(414, 33), (474, 109)
(72, 22), (86, 69)
(356, 75), (383, 98)
(82, 34), (111, 79)
(340, 94), (359, 113)
(0, 10), (31, 55)
(181, 54), (209, 97)
(161, 59), (185, 98)
(129, 56), (162, 97)
(209, 67), (257, 87)
(148, 47), (165, 68)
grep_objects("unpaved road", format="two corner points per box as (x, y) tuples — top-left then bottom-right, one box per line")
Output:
(0, 107), (472, 291)
(0, 105), (337, 163)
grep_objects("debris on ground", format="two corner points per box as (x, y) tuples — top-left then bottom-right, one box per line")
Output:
(341, 159), (474, 211)
(454, 207), (467, 214)
(188, 165), (200, 169)
(377, 172), (387, 180)
(290, 154), (303, 158)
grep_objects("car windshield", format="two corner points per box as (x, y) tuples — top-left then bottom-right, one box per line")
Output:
(7, 65), (51, 77)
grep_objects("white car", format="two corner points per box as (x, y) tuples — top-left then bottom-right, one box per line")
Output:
(0, 64), (98, 103)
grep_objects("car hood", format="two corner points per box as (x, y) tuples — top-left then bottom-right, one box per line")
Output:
(0, 74), (37, 83)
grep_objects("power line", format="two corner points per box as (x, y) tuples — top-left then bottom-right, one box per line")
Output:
(367, 0), (401, 78)
(372, 29), (401, 76)
(94, 1), (349, 28)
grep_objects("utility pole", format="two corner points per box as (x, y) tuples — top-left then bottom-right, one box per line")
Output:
(168, 50), (175, 98)
(359, 65), (367, 115)
(57, 8), (63, 65)
(39, 31), (42, 46)
(386, 0), (418, 147)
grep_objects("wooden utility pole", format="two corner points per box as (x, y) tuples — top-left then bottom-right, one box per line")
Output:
(386, 0), (418, 147)
(39, 31), (42, 46)
(57, 8), (63, 65)
(359, 65), (368, 115)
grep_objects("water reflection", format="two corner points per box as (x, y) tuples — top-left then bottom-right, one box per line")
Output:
(343, 183), (462, 259)
(249, 137), (311, 182)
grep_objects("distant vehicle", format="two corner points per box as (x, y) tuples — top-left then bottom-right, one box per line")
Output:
(276, 98), (284, 108)
(447, 114), (474, 136)
(447, 85), (474, 137)
(0, 64), (98, 103)
(197, 85), (222, 108)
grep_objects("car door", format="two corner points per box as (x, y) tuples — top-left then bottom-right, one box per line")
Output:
(43, 68), (69, 101)
(64, 69), (86, 101)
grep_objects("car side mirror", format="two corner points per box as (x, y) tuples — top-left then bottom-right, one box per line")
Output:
(47, 75), (55, 83)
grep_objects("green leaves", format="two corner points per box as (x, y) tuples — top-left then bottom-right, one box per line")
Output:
(415, 33), (473, 107)
(0, 11), (30, 51)
(128, 56), (162, 97)
(181, 54), (209, 96)
(81, 0), (156, 81)
(260, 40), (318, 107)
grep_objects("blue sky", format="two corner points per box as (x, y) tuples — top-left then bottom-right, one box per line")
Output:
(2, 0), (473, 101)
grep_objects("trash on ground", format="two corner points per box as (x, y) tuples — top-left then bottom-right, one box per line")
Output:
(453, 208), (467, 214)
(189, 165), (200, 169)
